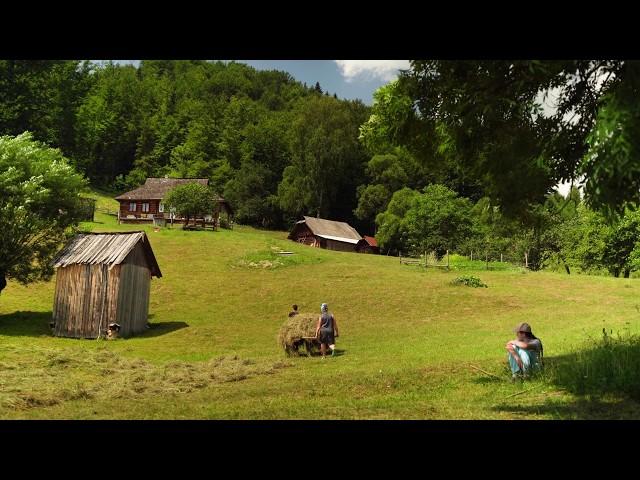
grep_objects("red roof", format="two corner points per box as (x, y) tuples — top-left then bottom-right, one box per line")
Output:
(363, 236), (378, 247)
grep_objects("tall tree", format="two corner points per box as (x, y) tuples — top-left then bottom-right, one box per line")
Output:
(75, 63), (144, 184)
(403, 184), (474, 258)
(277, 96), (368, 221)
(364, 61), (640, 216)
(375, 187), (420, 255)
(163, 182), (216, 229)
(0, 133), (87, 294)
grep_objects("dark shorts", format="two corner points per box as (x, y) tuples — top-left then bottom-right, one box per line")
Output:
(319, 329), (335, 345)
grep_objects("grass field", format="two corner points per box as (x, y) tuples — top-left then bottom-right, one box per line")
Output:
(2, 191), (640, 419)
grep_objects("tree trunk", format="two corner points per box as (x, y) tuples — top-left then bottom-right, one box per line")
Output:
(0, 273), (6, 294)
(624, 269), (631, 278)
(558, 253), (570, 274)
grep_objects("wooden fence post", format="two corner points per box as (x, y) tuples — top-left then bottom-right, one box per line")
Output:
(525, 252), (528, 268)
(471, 251), (473, 261)
(447, 250), (450, 269)
(501, 253), (503, 263)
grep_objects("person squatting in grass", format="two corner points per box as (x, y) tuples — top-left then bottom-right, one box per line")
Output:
(506, 322), (543, 380)
(315, 303), (339, 358)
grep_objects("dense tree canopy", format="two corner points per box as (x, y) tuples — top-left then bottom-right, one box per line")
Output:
(0, 60), (371, 231)
(363, 61), (638, 217)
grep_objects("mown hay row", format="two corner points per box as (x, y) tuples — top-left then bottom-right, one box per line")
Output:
(0, 346), (293, 411)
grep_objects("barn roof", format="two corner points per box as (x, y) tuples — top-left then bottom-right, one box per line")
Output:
(115, 178), (210, 200)
(290, 216), (362, 243)
(363, 236), (378, 247)
(53, 231), (162, 277)
(317, 234), (360, 245)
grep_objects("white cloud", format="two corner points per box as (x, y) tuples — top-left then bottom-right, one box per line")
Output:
(335, 60), (410, 82)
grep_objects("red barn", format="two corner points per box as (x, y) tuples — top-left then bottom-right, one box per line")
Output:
(357, 235), (380, 254)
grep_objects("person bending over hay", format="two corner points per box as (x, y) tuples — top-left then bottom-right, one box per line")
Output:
(278, 313), (321, 356)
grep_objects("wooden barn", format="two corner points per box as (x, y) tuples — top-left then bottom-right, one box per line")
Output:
(288, 216), (364, 252)
(51, 231), (162, 339)
(115, 177), (233, 227)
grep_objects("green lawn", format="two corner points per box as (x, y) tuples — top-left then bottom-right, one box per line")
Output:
(2, 192), (640, 419)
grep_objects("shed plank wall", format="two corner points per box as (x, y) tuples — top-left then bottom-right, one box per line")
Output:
(116, 243), (151, 337)
(53, 263), (122, 338)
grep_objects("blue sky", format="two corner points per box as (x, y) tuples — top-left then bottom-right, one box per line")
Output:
(108, 60), (410, 105)
(238, 60), (409, 104)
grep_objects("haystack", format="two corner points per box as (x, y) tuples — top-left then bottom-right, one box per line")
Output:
(277, 313), (320, 356)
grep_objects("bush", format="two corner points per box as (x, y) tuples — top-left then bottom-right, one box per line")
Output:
(450, 275), (488, 288)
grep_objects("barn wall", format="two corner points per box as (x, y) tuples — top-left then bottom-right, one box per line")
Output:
(116, 243), (152, 337)
(324, 239), (357, 252)
(290, 224), (318, 246)
(52, 263), (120, 338)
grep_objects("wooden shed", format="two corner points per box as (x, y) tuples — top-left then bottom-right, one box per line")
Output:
(51, 231), (162, 339)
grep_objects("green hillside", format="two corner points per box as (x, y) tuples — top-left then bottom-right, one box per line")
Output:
(2, 194), (640, 419)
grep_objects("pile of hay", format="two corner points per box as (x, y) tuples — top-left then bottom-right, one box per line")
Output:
(277, 313), (320, 357)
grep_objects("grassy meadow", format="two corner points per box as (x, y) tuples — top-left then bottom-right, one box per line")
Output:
(2, 192), (640, 419)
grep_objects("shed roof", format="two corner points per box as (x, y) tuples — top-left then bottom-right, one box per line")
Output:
(53, 231), (162, 277)
(290, 216), (362, 242)
(115, 178), (210, 200)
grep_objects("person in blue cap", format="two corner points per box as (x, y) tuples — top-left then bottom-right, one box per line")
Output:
(315, 303), (339, 358)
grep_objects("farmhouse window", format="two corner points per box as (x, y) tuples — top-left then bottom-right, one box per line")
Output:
(129, 202), (137, 212)
(159, 203), (164, 213)
(142, 202), (150, 213)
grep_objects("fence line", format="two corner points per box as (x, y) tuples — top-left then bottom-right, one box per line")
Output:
(399, 249), (531, 270)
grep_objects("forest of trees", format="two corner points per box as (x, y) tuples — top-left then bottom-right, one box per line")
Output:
(4, 59), (640, 279)
(0, 60), (370, 231)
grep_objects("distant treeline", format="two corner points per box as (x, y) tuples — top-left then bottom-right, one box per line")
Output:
(6, 59), (640, 278)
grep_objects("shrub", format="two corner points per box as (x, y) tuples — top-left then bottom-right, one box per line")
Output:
(450, 275), (488, 288)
